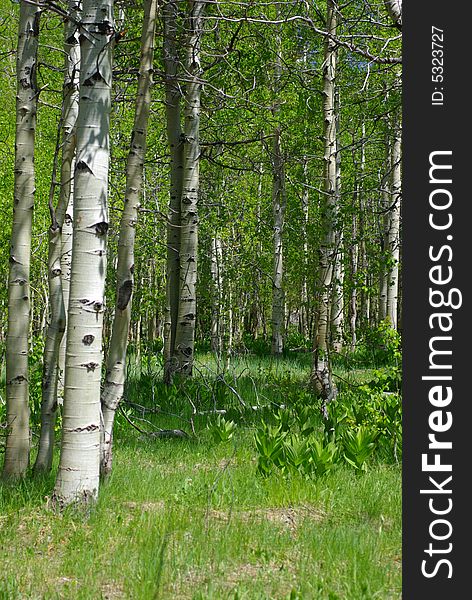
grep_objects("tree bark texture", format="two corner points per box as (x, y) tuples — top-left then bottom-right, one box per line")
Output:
(3, 0), (42, 479)
(172, 0), (205, 378)
(100, 0), (158, 478)
(163, 0), (184, 383)
(34, 0), (81, 475)
(210, 237), (223, 356)
(53, 0), (114, 506)
(312, 0), (338, 405)
(270, 21), (286, 357)
(386, 119), (401, 329)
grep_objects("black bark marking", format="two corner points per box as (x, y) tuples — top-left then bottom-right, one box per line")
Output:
(82, 362), (99, 372)
(9, 375), (27, 384)
(94, 221), (109, 236)
(82, 335), (95, 346)
(67, 424), (100, 432)
(76, 160), (92, 173)
(93, 301), (103, 312)
(51, 268), (62, 278)
(32, 12), (40, 36)
(117, 279), (133, 310)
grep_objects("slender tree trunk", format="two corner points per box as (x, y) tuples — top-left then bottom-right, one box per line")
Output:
(349, 198), (358, 351)
(172, 0), (205, 377)
(300, 158), (309, 338)
(271, 125), (286, 355)
(210, 237), (223, 356)
(163, 0), (184, 383)
(53, 0), (114, 506)
(312, 0), (338, 406)
(100, 0), (157, 477)
(34, 0), (81, 475)
(270, 22), (286, 356)
(331, 93), (343, 352)
(378, 117), (391, 322)
(386, 119), (401, 329)
(3, 1), (42, 480)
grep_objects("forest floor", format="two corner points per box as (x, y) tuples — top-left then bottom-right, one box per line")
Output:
(0, 352), (402, 599)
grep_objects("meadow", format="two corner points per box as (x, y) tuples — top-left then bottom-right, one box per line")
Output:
(1, 349), (402, 599)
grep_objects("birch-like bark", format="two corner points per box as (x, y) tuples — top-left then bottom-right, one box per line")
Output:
(331, 90), (343, 351)
(3, 1), (41, 479)
(58, 3), (81, 403)
(34, 0), (81, 475)
(331, 231), (344, 352)
(271, 124), (286, 356)
(312, 0), (338, 406)
(163, 0), (184, 383)
(349, 195), (358, 351)
(270, 21), (286, 357)
(100, 0), (158, 477)
(384, 0), (402, 29)
(386, 120), (401, 329)
(172, 0), (205, 377)
(210, 237), (223, 356)
(300, 158), (309, 338)
(53, 0), (114, 505)
(379, 131), (390, 322)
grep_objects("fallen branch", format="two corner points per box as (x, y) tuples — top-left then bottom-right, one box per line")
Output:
(119, 405), (190, 439)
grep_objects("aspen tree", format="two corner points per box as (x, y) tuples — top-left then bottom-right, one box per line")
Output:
(300, 158), (309, 338)
(34, 0), (81, 475)
(210, 237), (223, 356)
(163, 0), (184, 383)
(386, 118), (401, 329)
(312, 0), (338, 406)
(53, 0), (114, 505)
(3, 0), (42, 479)
(172, 0), (205, 377)
(58, 2), (81, 404)
(379, 129), (391, 322)
(101, 0), (158, 477)
(270, 18), (286, 357)
(331, 91), (343, 351)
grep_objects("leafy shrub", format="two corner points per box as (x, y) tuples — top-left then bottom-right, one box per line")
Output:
(254, 380), (402, 476)
(342, 426), (378, 471)
(208, 415), (237, 444)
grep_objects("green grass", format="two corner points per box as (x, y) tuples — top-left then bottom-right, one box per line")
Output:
(0, 352), (401, 599)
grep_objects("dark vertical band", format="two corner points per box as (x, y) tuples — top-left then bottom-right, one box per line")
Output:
(403, 2), (469, 597)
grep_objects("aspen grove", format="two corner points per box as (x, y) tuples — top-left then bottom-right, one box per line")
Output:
(0, 1), (402, 595)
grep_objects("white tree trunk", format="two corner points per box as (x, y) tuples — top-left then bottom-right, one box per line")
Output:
(270, 20), (286, 357)
(172, 0), (205, 377)
(386, 120), (401, 329)
(271, 125), (286, 356)
(300, 158), (309, 338)
(210, 237), (223, 356)
(331, 92), (343, 352)
(3, 0), (42, 479)
(34, 0), (81, 475)
(58, 2), (81, 404)
(312, 0), (338, 406)
(163, 0), (184, 383)
(53, 0), (114, 506)
(100, 0), (158, 478)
